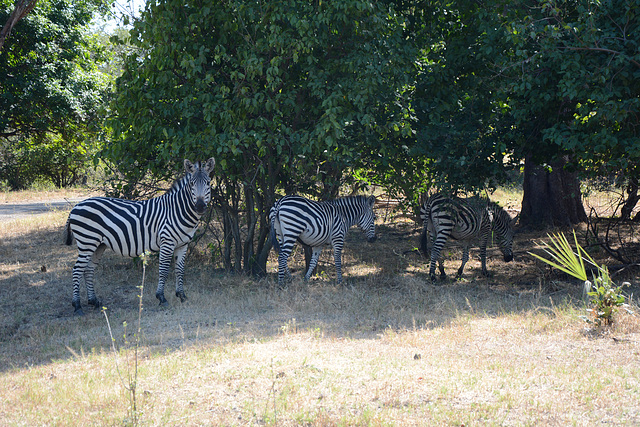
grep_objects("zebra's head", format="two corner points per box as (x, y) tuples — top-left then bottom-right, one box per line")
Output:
(357, 195), (377, 243)
(489, 204), (514, 263)
(184, 158), (215, 215)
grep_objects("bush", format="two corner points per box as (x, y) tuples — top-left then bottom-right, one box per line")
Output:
(0, 133), (95, 189)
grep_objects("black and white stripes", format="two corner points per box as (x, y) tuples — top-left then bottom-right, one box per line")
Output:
(64, 158), (215, 315)
(419, 193), (514, 281)
(269, 195), (377, 286)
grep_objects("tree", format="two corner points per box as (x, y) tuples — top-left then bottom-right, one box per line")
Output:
(399, 1), (520, 203)
(105, 0), (415, 275)
(0, 0), (111, 188)
(486, 0), (640, 226)
(405, 0), (640, 227)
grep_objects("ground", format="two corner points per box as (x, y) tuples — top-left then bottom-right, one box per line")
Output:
(0, 194), (639, 425)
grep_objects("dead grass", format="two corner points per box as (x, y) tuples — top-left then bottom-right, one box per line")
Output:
(1, 201), (639, 426)
(0, 187), (100, 204)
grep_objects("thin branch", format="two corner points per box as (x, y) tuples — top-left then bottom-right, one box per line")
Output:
(559, 46), (640, 70)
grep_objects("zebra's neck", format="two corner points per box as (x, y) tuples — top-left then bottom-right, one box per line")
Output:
(488, 204), (509, 227)
(329, 197), (364, 227)
(157, 175), (201, 226)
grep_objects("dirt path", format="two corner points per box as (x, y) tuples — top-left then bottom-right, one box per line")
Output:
(0, 198), (84, 222)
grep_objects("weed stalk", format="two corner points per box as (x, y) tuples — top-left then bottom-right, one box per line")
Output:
(103, 251), (149, 426)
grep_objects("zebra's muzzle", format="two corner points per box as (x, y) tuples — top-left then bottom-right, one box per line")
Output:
(195, 199), (207, 214)
(368, 236), (377, 243)
(504, 254), (513, 262)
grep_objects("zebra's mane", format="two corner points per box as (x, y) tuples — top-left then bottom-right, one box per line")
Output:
(328, 195), (368, 204)
(165, 174), (191, 195)
(487, 200), (512, 223)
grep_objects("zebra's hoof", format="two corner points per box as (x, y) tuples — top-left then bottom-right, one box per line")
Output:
(72, 301), (84, 316)
(156, 293), (168, 306)
(176, 291), (187, 302)
(88, 298), (102, 309)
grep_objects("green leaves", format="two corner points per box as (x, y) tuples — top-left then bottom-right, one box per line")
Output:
(529, 231), (594, 282)
(529, 231), (628, 327)
(0, 0), (111, 188)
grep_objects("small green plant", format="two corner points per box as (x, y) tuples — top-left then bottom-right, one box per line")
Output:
(529, 231), (627, 327)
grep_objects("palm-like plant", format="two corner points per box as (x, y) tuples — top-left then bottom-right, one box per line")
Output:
(530, 231), (627, 327)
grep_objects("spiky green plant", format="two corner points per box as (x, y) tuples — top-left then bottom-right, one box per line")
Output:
(530, 231), (627, 327)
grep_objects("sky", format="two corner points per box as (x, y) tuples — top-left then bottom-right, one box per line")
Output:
(93, 0), (146, 33)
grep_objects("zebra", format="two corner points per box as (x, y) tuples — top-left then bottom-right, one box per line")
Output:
(269, 195), (377, 287)
(63, 158), (215, 315)
(419, 193), (514, 281)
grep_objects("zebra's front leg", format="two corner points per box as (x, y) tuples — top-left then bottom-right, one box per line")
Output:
(304, 247), (322, 282)
(479, 241), (490, 276)
(173, 244), (188, 302)
(156, 244), (175, 306)
(333, 246), (344, 285)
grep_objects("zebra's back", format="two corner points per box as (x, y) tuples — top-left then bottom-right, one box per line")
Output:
(272, 195), (340, 247)
(67, 196), (163, 258)
(422, 194), (490, 243)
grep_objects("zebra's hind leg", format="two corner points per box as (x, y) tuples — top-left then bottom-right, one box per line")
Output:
(437, 258), (447, 279)
(456, 246), (470, 278)
(276, 240), (295, 288)
(84, 244), (106, 311)
(71, 257), (88, 315)
(173, 245), (188, 302)
(303, 247), (322, 282)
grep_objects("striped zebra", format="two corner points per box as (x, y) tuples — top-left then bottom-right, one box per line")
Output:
(419, 193), (514, 281)
(63, 158), (215, 315)
(269, 195), (377, 287)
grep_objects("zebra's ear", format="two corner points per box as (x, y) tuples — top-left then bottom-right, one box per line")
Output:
(367, 195), (376, 207)
(203, 157), (216, 174)
(486, 207), (494, 222)
(184, 159), (196, 174)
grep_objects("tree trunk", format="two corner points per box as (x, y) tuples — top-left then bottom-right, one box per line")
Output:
(520, 155), (587, 228)
(621, 178), (640, 221)
(0, 0), (39, 51)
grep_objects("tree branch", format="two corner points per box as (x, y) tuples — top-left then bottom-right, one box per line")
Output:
(560, 46), (640, 70)
(0, 0), (39, 51)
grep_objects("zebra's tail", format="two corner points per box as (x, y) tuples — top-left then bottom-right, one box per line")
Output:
(418, 227), (429, 259)
(63, 217), (74, 246)
(418, 199), (431, 259)
(269, 206), (280, 254)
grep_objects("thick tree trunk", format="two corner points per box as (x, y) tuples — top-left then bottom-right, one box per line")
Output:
(520, 155), (587, 228)
(621, 178), (640, 221)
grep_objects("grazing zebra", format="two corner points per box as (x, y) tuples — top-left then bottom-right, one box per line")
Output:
(269, 195), (377, 286)
(419, 193), (514, 281)
(63, 158), (215, 315)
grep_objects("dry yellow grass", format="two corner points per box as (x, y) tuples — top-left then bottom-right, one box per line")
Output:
(1, 197), (639, 426)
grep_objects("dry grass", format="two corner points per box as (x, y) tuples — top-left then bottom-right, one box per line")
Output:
(1, 197), (640, 426)
(0, 187), (99, 204)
